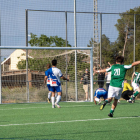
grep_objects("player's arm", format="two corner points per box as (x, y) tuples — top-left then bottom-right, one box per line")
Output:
(127, 83), (133, 91)
(131, 72), (135, 83)
(132, 61), (140, 67)
(108, 62), (112, 67)
(61, 75), (69, 81)
(44, 76), (48, 84)
(94, 97), (97, 105)
(98, 64), (101, 70)
(96, 68), (107, 73)
(80, 78), (83, 84)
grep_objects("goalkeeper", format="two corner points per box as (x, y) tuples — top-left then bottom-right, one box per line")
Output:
(121, 79), (133, 102)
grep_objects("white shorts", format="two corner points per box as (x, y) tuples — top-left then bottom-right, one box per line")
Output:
(108, 85), (123, 99)
(132, 82), (139, 91)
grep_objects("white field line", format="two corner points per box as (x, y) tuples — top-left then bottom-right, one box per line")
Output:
(0, 116), (140, 127)
(0, 105), (93, 111)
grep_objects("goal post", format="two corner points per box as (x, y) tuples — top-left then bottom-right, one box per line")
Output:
(0, 46), (94, 103)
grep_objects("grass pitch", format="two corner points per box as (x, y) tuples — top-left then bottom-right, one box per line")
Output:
(0, 101), (140, 140)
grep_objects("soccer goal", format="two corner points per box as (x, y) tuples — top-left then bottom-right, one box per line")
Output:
(0, 46), (94, 104)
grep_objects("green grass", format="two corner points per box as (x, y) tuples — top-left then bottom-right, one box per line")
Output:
(0, 101), (140, 140)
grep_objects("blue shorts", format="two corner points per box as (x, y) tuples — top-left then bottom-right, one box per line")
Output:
(50, 86), (62, 92)
(96, 94), (107, 99)
(96, 92), (107, 99)
(47, 85), (51, 91)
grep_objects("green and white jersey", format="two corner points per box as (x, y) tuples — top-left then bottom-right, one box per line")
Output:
(106, 64), (132, 88)
(133, 72), (140, 84)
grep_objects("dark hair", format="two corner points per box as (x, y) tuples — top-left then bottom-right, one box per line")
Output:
(47, 63), (51, 69)
(116, 56), (124, 64)
(52, 59), (57, 66)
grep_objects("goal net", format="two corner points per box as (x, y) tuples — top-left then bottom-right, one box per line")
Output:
(0, 46), (94, 104)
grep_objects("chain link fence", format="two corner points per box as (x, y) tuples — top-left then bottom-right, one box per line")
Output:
(1, 0), (140, 103)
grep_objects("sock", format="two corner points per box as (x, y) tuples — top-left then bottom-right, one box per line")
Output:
(110, 108), (114, 114)
(105, 100), (109, 103)
(134, 91), (139, 97)
(130, 91), (139, 100)
(51, 97), (55, 106)
(48, 92), (51, 99)
(55, 95), (61, 104)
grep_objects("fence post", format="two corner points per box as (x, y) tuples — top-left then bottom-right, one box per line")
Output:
(133, 14), (136, 72)
(90, 47), (93, 102)
(65, 11), (68, 101)
(0, 10), (1, 104)
(100, 13), (102, 67)
(74, 0), (78, 101)
(26, 9), (29, 103)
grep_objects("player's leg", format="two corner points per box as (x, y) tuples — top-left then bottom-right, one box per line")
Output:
(108, 87), (122, 117)
(51, 91), (56, 108)
(94, 97), (101, 105)
(55, 92), (58, 98)
(130, 82), (140, 102)
(55, 86), (62, 108)
(47, 85), (51, 103)
(130, 89), (139, 102)
(108, 98), (118, 117)
(122, 91), (131, 101)
(83, 85), (88, 101)
(100, 97), (112, 110)
(100, 85), (113, 110)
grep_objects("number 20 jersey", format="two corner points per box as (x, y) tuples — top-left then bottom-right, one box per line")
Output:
(106, 64), (132, 88)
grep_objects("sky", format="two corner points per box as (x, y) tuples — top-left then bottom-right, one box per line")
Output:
(1, 0), (140, 59)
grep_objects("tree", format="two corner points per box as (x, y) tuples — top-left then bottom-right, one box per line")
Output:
(115, 7), (140, 59)
(87, 34), (116, 67)
(28, 33), (72, 47)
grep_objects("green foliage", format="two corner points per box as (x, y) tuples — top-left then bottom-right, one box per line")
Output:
(87, 34), (117, 67)
(28, 33), (72, 47)
(115, 7), (140, 60)
(17, 34), (90, 82)
(87, 6), (140, 74)
(17, 58), (51, 71)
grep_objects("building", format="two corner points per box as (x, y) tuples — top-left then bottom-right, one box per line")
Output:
(1, 49), (44, 87)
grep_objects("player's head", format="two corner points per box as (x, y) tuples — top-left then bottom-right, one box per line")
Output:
(116, 56), (124, 64)
(124, 79), (127, 83)
(47, 63), (51, 69)
(85, 68), (89, 73)
(52, 59), (57, 66)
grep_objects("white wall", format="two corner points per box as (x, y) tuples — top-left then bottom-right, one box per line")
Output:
(10, 49), (26, 70)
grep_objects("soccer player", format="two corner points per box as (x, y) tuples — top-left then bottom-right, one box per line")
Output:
(44, 63), (52, 103)
(95, 56), (140, 117)
(105, 62), (112, 92)
(45, 59), (69, 108)
(121, 79), (133, 102)
(94, 88), (108, 105)
(130, 72), (140, 102)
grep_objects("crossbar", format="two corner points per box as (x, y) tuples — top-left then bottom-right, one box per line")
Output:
(0, 46), (93, 50)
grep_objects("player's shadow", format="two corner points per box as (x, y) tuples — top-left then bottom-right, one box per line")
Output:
(131, 116), (140, 117)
